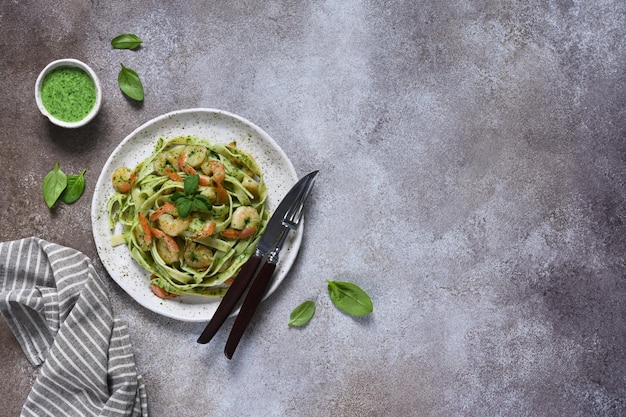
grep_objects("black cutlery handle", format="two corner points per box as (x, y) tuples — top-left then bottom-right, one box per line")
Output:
(197, 254), (263, 344)
(224, 261), (277, 359)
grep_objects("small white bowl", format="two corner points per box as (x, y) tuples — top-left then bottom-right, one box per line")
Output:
(35, 58), (102, 128)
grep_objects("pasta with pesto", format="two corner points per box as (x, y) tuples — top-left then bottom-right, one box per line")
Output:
(107, 136), (268, 299)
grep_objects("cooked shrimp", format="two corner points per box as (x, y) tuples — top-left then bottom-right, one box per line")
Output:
(200, 159), (225, 184)
(183, 241), (213, 269)
(177, 152), (196, 176)
(178, 146), (209, 176)
(157, 213), (191, 237)
(197, 185), (226, 205)
(137, 212), (153, 245)
(164, 167), (183, 182)
(183, 145), (208, 168)
(221, 227), (257, 239)
(215, 184), (229, 205)
(242, 177), (259, 197)
(134, 212), (153, 251)
(151, 228), (180, 264)
(230, 206), (261, 230)
(112, 167), (136, 193)
(150, 202), (177, 222)
(153, 150), (180, 175)
(150, 283), (177, 299)
(221, 206), (261, 239)
(200, 187), (217, 203)
(188, 220), (216, 239)
(155, 237), (180, 264)
(197, 174), (211, 186)
(197, 160), (228, 203)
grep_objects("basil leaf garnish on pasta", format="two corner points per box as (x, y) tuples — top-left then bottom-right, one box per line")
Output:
(184, 174), (199, 194)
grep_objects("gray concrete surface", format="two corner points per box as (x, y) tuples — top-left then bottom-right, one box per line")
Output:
(1, 1), (625, 416)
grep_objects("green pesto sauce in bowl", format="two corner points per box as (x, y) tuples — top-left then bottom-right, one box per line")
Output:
(40, 66), (96, 123)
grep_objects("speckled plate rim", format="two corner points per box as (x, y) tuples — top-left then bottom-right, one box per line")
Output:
(91, 108), (301, 322)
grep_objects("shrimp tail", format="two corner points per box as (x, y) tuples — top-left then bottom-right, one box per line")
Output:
(215, 184), (229, 205)
(151, 228), (180, 252)
(137, 212), (153, 245)
(118, 172), (136, 193)
(178, 151), (197, 175)
(198, 174), (211, 186)
(150, 283), (178, 299)
(189, 221), (216, 239)
(221, 226), (256, 240)
(150, 202), (176, 221)
(164, 167), (183, 182)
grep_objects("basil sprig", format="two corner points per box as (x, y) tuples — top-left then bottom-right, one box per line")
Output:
(170, 174), (212, 218)
(111, 33), (142, 50)
(42, 163), (86, 208)
(327, 280), (373, 317)
(118, 64), (144, 101)
(288, 301), (316, 327)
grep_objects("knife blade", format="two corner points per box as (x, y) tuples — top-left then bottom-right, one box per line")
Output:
(197, 170), (319, 344)
(224, 171), (317, 358)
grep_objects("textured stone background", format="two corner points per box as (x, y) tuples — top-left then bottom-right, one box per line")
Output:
(1, 1), (625, 416)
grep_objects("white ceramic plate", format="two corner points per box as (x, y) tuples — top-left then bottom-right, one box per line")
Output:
(91, 108), (301, 322)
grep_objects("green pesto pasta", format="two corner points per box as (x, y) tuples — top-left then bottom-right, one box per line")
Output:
(107, 136), (268, 299)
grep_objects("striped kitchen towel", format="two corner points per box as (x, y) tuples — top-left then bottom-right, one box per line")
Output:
(0, 237), (148, 417)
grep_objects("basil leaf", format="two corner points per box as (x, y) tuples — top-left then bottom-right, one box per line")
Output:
(61, 169), (86, 204)
(118, 64), (144, 101)
(288, 300), (316, 327)
(184, 174), (199, 195)
(42, 161), (67, 208)
(176, 197), (193, 218)
(111, 33), (142, 50)
(327, 280), (373, 317)
(193, 197), (210, 212)
(170, 191), (186, 202)
(194, 194), (212, 209)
